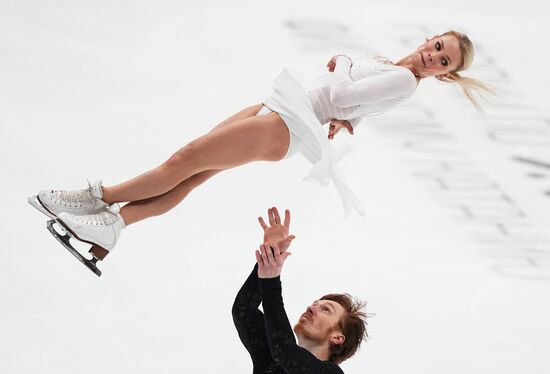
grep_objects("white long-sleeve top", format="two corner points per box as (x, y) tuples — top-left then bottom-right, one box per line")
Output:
(305, 55), (418, 128)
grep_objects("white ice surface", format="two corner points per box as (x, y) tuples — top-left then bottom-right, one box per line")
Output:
(1, 1), (549, 373)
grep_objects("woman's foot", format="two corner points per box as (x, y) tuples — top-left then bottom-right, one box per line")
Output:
(56, 204), (125, 253)
(36, 180), (108, 217)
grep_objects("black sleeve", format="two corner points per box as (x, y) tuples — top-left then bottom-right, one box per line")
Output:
(232, 264), (277, 373)
(259, 276), (344, 374)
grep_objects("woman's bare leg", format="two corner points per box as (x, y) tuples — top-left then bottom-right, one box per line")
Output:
(119, 168), (222, 225)
(209, 104), (263, 133)
(119, 101), (264, 222)
(117, 104), (266, 225)
(89, 105), (268, 259)
(101, 103), (262, 206)
(101, 110), (289, 204)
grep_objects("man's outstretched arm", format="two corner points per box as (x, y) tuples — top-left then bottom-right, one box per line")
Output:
(232, 263), (275, 373)
(257, 244), (343, 374)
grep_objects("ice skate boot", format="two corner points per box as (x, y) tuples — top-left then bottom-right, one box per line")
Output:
(48, 204), (125, 277)
(28, 180), (108, 219)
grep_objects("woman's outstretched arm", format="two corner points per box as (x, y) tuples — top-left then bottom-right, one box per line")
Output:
(329, 55), (415, 107)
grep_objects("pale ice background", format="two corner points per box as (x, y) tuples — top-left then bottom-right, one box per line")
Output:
(1, 0), (550, 373)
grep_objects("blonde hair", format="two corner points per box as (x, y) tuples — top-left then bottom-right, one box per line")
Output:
(436, 30), (494, 113)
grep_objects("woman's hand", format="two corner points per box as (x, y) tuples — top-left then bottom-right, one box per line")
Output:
(256, 243), (291, 279)
(258, 207), (295, 253)
(327, 54), (352, 72)
(328, 120), (354, 140)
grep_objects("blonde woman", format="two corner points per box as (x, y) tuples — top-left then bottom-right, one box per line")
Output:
(30, 30), (489, 275)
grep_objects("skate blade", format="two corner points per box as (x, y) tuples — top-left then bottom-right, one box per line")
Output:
(47, 220), (102, 277)
(28, 195), (57, 219)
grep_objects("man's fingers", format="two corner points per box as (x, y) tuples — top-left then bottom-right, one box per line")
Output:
(283, 235), (295, 245)
(281, 235), (295, 252)
(272, 207), (281, 224)
(268, 208), (275, 226)
(265, 243), (275, 265)
(255, 249), (263, 266)
(273, 243), (281, 262)
(258, 216), (268, 230)
(260, 243), (274, 266)
(271, 243), (281, 264)
(260, 244), (268, 265)
(283, 209), (291, 228)
(345, 123), (354, 135)
(274, 246), (290, 265)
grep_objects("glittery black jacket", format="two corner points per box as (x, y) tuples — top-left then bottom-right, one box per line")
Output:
(232, 265), (345, 374)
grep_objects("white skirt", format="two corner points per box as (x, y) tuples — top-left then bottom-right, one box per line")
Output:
(262, 69), (365, 217)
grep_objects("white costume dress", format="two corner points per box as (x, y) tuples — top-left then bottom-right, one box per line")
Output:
(258, 55), (417, 216)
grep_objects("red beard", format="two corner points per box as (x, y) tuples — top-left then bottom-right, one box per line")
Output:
(294, 320), (330, 343)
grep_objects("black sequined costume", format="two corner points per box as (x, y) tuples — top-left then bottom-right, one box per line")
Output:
(232, 265), (345, 374)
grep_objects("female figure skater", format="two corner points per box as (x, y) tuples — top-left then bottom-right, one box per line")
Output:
(30, 30), (489, 273)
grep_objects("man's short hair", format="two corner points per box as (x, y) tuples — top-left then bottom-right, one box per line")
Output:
(320, 293), (368, 364)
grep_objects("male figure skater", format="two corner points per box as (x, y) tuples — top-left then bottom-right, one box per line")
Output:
(232, 207), (368, 373)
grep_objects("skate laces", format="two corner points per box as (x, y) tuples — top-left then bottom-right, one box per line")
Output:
(55, 188), (95, 207)
(76, 207), (120, 226)
(52, 180), (103, 207)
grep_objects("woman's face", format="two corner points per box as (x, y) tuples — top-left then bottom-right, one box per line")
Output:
(413, 34), (463, 78)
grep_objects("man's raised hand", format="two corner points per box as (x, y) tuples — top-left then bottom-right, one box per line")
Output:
(258, 207), (296, 254)
(256, 243), (291, 279)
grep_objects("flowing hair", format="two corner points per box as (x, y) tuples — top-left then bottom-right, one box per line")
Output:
(320, 293), (368, 364)
(437, 30), (495, 113)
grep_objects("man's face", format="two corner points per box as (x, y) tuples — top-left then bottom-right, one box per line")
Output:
(294, 299), (346, 344)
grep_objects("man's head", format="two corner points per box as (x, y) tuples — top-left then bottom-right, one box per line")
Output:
(294, 293), (368, 364)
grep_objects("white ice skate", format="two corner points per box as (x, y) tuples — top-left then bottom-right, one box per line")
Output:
(28, 180), (108, 219)
(48, 204), (125, 277)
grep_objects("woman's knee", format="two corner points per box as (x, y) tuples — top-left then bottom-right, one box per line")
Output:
(162, 142), (199, 174)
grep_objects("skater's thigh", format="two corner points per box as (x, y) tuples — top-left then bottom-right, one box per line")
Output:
(209, 104), (263, 133)
(188, 113), (289, 167)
